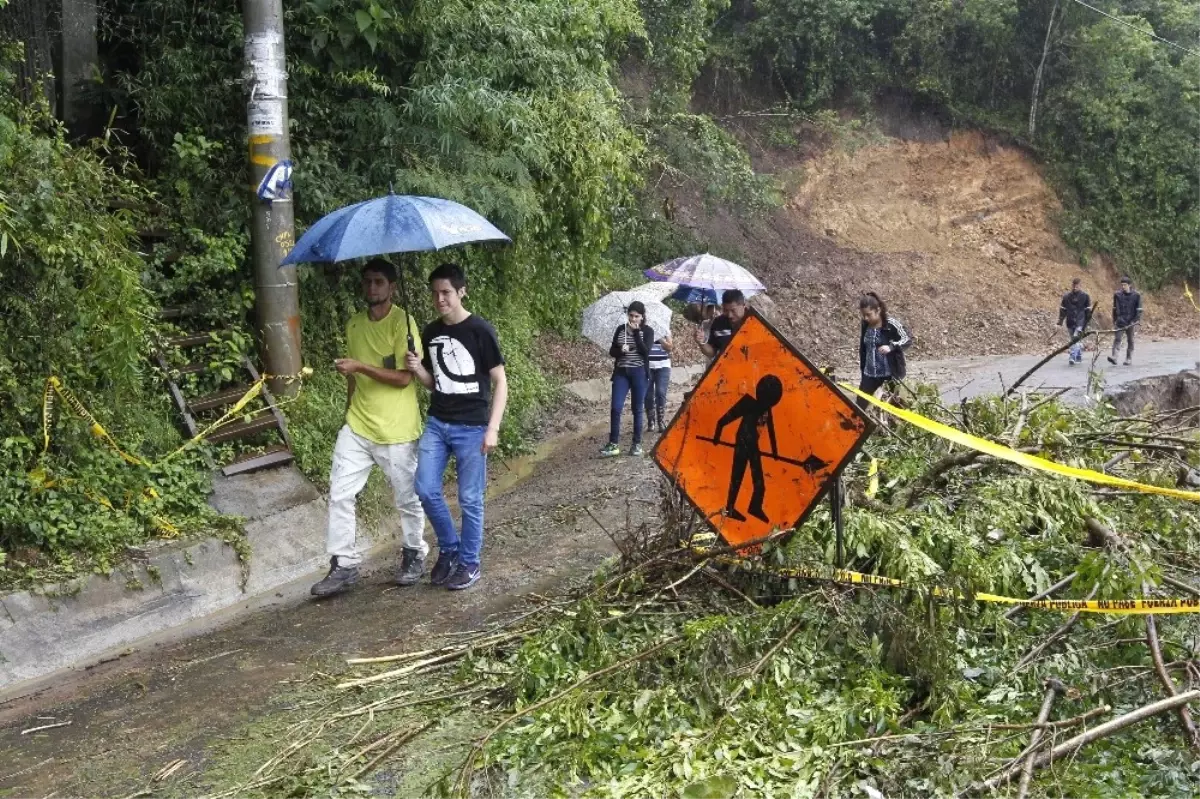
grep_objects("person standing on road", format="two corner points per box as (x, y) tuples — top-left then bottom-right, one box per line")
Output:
(1058, 277), (1092, 366)
(405, 263), (508, 592)
(696, 290), (748, 361)
(311, 260), (428, 598)
(645, 330), (673, 433)
(602, 302), (654, 457)
(856, 292), (912, 411)
(1109, 276), (1143, 366)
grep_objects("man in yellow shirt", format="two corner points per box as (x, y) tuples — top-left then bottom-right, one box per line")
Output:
(311, 260), (427, 597)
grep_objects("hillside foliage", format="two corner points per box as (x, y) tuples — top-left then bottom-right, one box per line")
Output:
(0, 0), (1196, 581)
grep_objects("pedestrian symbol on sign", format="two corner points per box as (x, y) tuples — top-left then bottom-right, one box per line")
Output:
(654, 309), (872, 550)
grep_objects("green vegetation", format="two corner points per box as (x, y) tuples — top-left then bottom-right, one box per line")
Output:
(155, 387), (1200, 797)
(1, 0), (1196, 582)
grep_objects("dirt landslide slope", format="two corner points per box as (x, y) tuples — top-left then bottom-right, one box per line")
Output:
(540, 129), (1194, 382)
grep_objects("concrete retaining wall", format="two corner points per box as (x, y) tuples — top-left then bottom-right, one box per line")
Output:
(0, 466), (384, 692)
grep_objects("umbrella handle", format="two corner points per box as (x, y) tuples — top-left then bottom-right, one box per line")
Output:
(407, 333), (416, 354)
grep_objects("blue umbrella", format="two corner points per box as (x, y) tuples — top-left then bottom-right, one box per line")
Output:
(282, 193), (511, 350)
(281, 194), (510, 265)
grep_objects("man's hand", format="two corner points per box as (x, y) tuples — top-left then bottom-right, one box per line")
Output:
(482, 426), (499, 454)
(693, 327), (706, 345)
(404, 352), (422, 372)
(335, 358), (363, 375)
(877, 345), (892, 355)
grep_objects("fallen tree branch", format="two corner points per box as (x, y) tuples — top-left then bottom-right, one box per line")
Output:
(1161, 574), (1200, 598)
(454, 635), (682, 797)
(1016, 678), (1065, 799)
(1004, 572), (1079, 621)
(988, 705), (1109, 730)
(979, 690), (1200, 794)
(1006, 312), (1098, 396)
(1015, 582), (1099, 671)
(1143, 580), (1200, 749)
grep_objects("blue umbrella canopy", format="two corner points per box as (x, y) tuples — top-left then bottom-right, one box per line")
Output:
(281, 194), (510, 265)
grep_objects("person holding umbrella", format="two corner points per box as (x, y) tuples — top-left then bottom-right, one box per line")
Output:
(601, 302), (654, 457)
(406, 263), (508, 591)
(281, 191), (511, 594)
(697, 289), (748, 360)
(310, 259), (428, 598)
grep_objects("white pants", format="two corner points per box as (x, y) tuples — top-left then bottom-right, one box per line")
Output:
(326, 425), (428, 566)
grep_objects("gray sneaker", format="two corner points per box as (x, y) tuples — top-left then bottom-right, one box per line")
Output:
(395, 547), (425, 586)
(311, 556), (359, 597)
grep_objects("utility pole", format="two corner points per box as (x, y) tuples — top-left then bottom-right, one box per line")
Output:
(243, 0), (302, 395)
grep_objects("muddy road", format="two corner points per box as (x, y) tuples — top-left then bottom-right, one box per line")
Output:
(0, 422), (666, 797)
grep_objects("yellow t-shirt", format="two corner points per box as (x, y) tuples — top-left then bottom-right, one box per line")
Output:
(345, 306), (423, 444)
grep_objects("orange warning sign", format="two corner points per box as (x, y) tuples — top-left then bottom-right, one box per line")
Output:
(653, 309), (873, 550)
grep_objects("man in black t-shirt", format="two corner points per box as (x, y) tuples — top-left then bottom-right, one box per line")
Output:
(696, 289), (748, 360)
(406, 263), (508, 591)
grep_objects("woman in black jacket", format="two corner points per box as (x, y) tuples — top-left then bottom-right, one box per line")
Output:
(857, 292), (912, 411)
(601, 301), (654, 457)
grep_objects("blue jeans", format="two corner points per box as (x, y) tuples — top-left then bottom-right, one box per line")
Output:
(1069, 326), (1084, 363)
(610, 367), (648, 446)
(644, 367), (671, 421)
(415, 416), (488, 567)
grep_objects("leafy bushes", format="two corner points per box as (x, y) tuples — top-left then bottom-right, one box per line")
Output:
(706, 0), (1199, 285)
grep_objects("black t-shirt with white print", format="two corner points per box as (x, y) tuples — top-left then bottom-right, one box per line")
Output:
(707, 315), (736, 355)
(420, 314), (505, 426)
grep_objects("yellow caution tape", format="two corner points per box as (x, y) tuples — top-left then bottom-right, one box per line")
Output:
(842, 383), (1200, 503)
(162, 380), (264, 462)
(866, 458), (880, 498)
(693, 546), (1200, 614)
(37, 368), (310, 539)
(1185, 282), (1200, 313)
(44, 376), (147, 466)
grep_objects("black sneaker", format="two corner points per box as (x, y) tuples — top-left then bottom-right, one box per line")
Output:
(430, 550), (458, 586)
(446, 563), (481, 591)
(1107, 356), (1118, 365)
(310, 556), (359, 597)
(395, 548), (425, 586)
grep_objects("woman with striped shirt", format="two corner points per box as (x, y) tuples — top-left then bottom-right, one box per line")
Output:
(601, 302), (654, 457)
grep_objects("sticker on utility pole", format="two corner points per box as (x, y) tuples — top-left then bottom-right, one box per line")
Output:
(257, 160), (294, 203)
(245, 31), (287, 135)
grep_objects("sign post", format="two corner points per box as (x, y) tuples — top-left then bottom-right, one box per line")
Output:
(653, 308), (873, 552)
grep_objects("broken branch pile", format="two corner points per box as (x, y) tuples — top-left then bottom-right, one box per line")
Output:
(206, 384), (1200, 798)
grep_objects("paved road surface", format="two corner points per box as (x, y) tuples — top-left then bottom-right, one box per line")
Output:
(909, 338), (1199, 404)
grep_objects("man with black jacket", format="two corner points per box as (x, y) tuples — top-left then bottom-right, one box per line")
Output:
(1108, 276), (1143, 366)
(1058, 278), (1091, 366)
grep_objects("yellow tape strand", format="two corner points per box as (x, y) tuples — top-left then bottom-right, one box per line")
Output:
(38, 369), (310, 539)
(866, 458), (880, 498)
(842, 383), (1200, 502)
(43, 377), (147, 466)
(695, 547), (1200, 615)
(1185, 282), (1200, 313)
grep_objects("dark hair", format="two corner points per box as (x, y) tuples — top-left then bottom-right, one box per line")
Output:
(721, 289), (746, 305)
(362, 258), (397, 283)
(1071, 277), (1082, 287)
(429, 262), (467, 290)
(859, 292), (888, 323)
(627, 300), (646, 316)
(1120, 275), (1133, 285)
